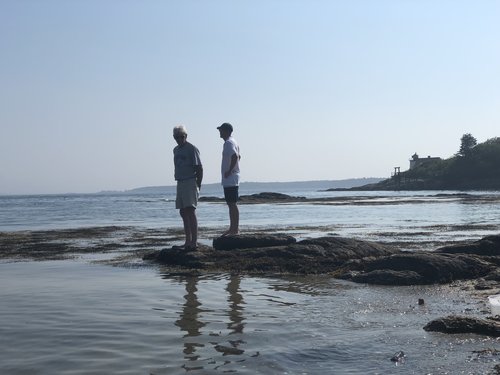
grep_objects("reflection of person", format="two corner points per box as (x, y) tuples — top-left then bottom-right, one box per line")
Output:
(226, 275), (245, 335)
(217, 123), (241, 236)
(173, 125), (203, 251)
(175, 276), (206, 357)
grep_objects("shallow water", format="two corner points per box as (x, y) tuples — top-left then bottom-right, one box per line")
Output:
(2, 190), (500, 251)
(0, 260), (498, 375)
(1, 189), (500, 374)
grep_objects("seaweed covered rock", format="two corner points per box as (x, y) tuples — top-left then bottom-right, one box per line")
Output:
(423, 315), (500, 337)
(436, 235), (500, 256)
(344, 252), (494, 285)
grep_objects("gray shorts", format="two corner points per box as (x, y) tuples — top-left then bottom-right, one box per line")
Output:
(176, 178), (199, 209)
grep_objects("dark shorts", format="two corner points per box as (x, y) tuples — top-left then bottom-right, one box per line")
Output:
(224, 186), (239, 204)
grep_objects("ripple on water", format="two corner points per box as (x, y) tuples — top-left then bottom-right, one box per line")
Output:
(0, 261), (498, 375)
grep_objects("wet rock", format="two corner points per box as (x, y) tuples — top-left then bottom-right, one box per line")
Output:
(347, 252), (494, 285)
(485, 268), (500, 281)
(213, 234), (296, 250)
(423, 315), (500, 337)
(350, 269), (423, 285)
(436, 235), (500, 256)
(299, 237), (398, 260)
(390, 351), (406, 363)
(147, 245), (212, 269)
(147, 236), (398, 274)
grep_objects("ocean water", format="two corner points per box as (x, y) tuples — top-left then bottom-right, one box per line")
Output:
(1, 186), (500, 374)
(2, 186), (500, 249)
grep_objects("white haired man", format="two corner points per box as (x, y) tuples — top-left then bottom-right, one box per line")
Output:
(173, 125), (203, 251)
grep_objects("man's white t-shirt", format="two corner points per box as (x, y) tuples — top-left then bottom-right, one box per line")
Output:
(221, 136), (240, 187)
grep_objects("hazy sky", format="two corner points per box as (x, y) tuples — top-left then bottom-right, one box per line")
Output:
(1, 0), (499, 194)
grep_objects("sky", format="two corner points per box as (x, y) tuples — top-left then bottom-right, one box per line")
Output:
(1, 0), (499, 195)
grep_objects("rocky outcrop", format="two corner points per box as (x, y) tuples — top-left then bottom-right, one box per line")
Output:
(423, 315), (500, 337)
(146, 235), (398, 274)
(343, 252), (495, 285)
(436, 235), (500, 256)
(145, 233), (500, 287)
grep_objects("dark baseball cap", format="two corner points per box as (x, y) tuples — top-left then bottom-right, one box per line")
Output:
(217, 123), (233, 132)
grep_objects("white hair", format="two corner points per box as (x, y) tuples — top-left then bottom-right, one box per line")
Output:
(173, 125), (187, 136)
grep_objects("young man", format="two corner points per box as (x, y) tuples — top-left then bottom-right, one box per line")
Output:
(217, 122), (241, 236)
(173, 125), (203, 251)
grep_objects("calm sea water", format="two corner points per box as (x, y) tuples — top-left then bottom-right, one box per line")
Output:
(1, 186), (500, 374)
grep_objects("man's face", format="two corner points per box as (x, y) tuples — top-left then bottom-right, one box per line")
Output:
(174, 133), (187, 146)
(219, 129), (229, 140)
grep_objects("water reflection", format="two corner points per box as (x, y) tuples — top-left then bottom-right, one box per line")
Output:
(168, 274), (247, 372)
(227, 275), (245, 335)
(175, 276), (206, 360)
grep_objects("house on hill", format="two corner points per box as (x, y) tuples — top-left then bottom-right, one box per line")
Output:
(409, 153), (441, 170)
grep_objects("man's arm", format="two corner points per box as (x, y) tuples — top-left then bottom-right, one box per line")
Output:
(195, 165), (203, 189)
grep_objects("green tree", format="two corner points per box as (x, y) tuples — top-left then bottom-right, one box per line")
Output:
(457, 133), (477, 157)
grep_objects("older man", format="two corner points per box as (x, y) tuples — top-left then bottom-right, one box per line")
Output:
(173, 125), (203, 251)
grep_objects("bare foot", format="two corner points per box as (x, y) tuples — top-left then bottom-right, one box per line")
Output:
(221, 230), (239, 237)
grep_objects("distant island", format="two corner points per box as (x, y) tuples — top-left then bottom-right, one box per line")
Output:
(340, 135), (500, 191)
(107, 178), (384, 195)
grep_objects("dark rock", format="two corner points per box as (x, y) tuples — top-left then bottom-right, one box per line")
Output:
(147, 235), (398, 274)
(199, 192), (306, 203)
(152, 245), (212, 269)
(351, 252), (494, 284)
(213, 234), (296, 250)
(485, 268), (500, 281)
(214, 345), (244, 355)
(240, 192), (306, 202)
(437, 235), (500, 256)
(390, 351), (406, 363)
(299, 237), (398, 259)
(351, 269), (423, 285)
(423, 315), (500, 337)
(144, 234), (499, 285)
(475, 280), (499, 290)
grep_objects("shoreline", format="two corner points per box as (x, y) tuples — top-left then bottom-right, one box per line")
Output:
(1, 225), (498, 294)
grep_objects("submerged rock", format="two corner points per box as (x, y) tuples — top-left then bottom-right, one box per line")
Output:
(423, 315), (500, 337)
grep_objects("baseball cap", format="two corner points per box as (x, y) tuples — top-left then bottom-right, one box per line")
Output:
(217, 123), (233, 132)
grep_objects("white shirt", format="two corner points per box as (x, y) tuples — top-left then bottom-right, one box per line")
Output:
(221, 136), (240, 187)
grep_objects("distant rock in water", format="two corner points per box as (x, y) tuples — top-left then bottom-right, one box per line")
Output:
(240, 192), (306, 202)
(199, 192), (306, 203)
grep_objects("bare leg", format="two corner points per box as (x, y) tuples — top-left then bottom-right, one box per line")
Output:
(179, 208), (192, 246)
(223, 202), (239, 236)
(181, 207), (198, 248)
